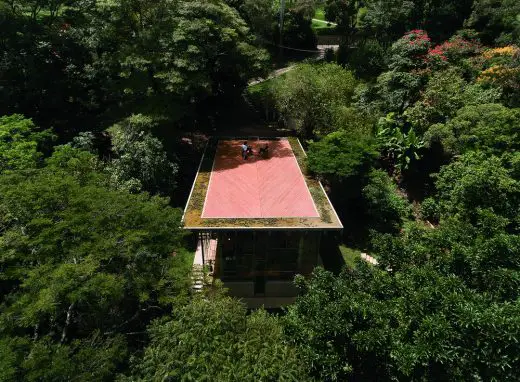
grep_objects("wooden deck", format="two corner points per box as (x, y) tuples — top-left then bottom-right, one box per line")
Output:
(202, 140), (319, 219)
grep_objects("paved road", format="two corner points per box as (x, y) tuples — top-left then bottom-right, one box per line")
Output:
(248, 45), (339, 86)
(248, 66), (295, 87)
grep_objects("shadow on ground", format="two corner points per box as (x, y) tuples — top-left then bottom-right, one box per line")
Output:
(320, 234), (345, 275)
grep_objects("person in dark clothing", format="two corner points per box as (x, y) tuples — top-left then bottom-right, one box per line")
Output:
(241, 141), (248, 159)
(259, 144), (269, 158)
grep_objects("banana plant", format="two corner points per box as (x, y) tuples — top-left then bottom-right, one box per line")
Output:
(377, 112), (424, 173)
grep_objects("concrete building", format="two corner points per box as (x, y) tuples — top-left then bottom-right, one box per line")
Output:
(183, 137), (342, 307)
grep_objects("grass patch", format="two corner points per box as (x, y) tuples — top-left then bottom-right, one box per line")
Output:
(311, 19), (337, 34)
(246, 78), (277, 114)
(312, 8), (337, 35)
(312, 19), (330, 30)
(339, 245), (361, 269)
(247, 79), (273, 94)
(314, 7), (326, 21)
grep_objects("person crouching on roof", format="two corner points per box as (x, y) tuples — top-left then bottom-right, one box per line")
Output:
(259, 144), (269, 158)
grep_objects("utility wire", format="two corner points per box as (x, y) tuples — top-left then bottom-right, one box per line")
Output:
(259, 37), (328, 53)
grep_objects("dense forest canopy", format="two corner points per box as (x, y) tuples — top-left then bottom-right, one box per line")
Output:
(1, 0), (519, 380)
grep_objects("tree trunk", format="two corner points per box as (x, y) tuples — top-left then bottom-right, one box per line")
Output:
(60, 302), (75, 344)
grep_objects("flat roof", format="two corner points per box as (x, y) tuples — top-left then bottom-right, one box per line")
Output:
(203, 139), (320, 219)
(183, 137), (343, 230)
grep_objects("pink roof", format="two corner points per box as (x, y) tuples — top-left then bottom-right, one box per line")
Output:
(202, 139), (319, 219)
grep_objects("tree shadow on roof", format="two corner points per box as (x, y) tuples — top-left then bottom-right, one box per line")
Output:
(212, 138), (296, 173)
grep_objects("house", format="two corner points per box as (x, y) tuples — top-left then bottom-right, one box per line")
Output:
(183, 137), (343, 308)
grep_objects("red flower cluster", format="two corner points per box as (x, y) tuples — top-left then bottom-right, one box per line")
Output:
(428, 45), (448, 61)
(404, 30), (431, 46)
(427, 37), (479, 63)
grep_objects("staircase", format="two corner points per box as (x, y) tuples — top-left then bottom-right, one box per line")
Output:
(191, 264), (205, 293)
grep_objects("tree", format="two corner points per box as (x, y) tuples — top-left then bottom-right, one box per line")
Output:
(344, 39), (387, 79)
(0, 3), (103, 135)
(0, 334), (127, 382)
(0, 146), (192, 380)
(272, 63), (358, 137)
(375, 30), (431, 113)
(415, 0), (475, 41)
(241, 0), (276, 39)
(376, 113), (425, 174)
(105, 0), (269, 119)
(360, 0), (474, 43)
(360, 0), (415, 42)
(324, 0), (361, 45)
(278, 6), (317, 49)
(107, 114), (178, 195)
(476, 45), (520, 107)
(406, 69), (501, 132)
(284, 265), (520, 381)
(467, 0), (520, 45)
(425, 32), (482, 68)
(123, 292), (310, 381)
(307, 130), (378, 180)
(287, 0), (316, 20)
(424, 103), (520, 156)
(0, 0), (269, 135)
(434, 152), (520, 225)
(0, 114), (52, 173)
(362, 169), (412, 233)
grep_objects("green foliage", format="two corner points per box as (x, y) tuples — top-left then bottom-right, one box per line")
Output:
(287, 0), (317, 20)
(406, 69), (501, 132)
(363, 169), (412, 232)
(425, 103), (520, 156)
(45, 144), (106, 185)
(0, 114), (52, 173)
(323, 0), (360, 43)
(467, 0), (520, 45)
(107, 114), (178, 195)
(374, 30), (431, 112)
(124, 292), (310, 381)
(241, 0), (276, 39)
(0, 0), (269, 132)
(344, 39), (387, 78)
(360, 0), (474, 42)
(332, 106), (376, 137)
(0, 146), (192, 380)
(376, 113), (425, 173)
(434, 152), (520, 225)
(376, 69), (426, 112)
(371, 208), (520, 300)
(278, 7), (318, 49)
(0, 334), (127, 382)
(271, 63), (358, 137)
(389, 30), (431, 71)
(359, 0), (415, 42)
(419, 196), (440, 222)
(285, 264), (520, 381)
(307, 130), (378, 180)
